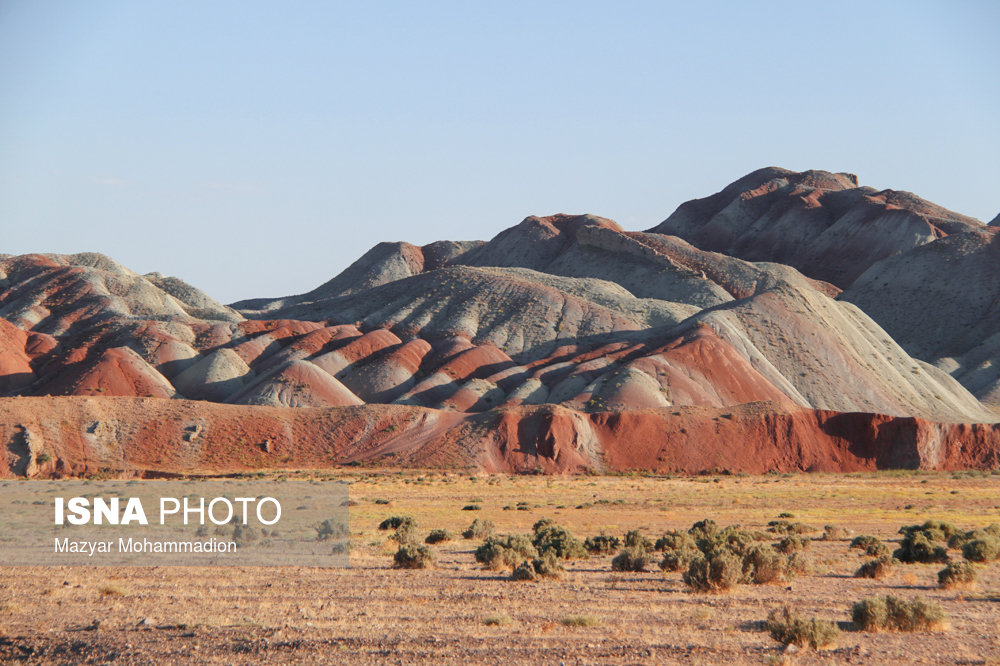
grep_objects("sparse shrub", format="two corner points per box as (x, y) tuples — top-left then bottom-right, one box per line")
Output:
(623, 530), (654, 552)
(659, 545), (699, 572)
(961, 537), (1000, 562)
(611, 547), (651, 572)
(655, 531), (696, 552)
(866, 541), (890, 558)
(764, 606), (840, 649)
(850, 535), (880, 551)
(683, 551), (741, 592)
(393, 544), (434, 569)
(462, 518), (495, 540)
(821, 525), (848, 541)
(697, 526), (757, 558)
(851, 595), (946, 632)
(378, 516), (415, 531)
(657, 531), (701, 571)
(938, 561), (976, 589)
(848, 534), (890, 557)
(767, 520), (813, 535)
(532, 524), (588, 560)
(425, 529), (451, 545)
(316, 519), (347, 541)
(688, 519), (719, 540)
(475, 535), (538, 570)
(511, 562), (536, 581)
(776, 535), (810, 554)
(948, 524), (1000, 549)
(531, 552), (564, 578)
(532, 518), (556, 533)
(233, 525), (259, 546)
(561, 615), (601, 627)
(785, 552), (808, 577)
(584, 534), (621, 555)
(854, 555), (897, 580)
(744, 544), (797, 584)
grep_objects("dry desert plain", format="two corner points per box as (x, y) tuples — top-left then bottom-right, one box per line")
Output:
(2, 470), (1000, 665)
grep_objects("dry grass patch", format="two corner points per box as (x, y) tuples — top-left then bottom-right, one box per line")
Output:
(97, 583), (127, 597)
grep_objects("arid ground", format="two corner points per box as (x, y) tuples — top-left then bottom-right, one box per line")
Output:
(2, 470), (999, 664)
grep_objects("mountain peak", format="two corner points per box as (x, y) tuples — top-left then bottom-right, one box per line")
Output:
(648, 167), (981, 288)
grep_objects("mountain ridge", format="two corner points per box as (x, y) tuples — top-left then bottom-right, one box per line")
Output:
(2, 166), (998, 476)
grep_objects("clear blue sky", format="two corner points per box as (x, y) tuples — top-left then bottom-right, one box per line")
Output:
(1, 1), (997, 304)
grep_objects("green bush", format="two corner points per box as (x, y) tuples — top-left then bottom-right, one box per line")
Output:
(584, 534), (621, 555)
(776, 535), (810, 554)
(865, 541), (890, 558)
(378, 516), (416, 531)
(961, 537), (1000, 562)
(531, 552), (564, 578)
(659, 545), (700, 572)
(683, 551), (741, 592)
(851, 595), (946, 632)
(894, 530), (949, 564)
(854, 556), (897, 580)
(696, 526), (758, 558)
(767, 520), (813, 535)
(655, 531), (696, 552)
(764, 606), (840, 649)
(623, 530), (654, 552)
(849, 535), (880, 551)
(948, 524), (1000, 549)
(611, 547), (651, 572)
(510, 562), (536, 581)
(475, 535), (537, 570)
(532, 524), (588, 560)
(532, 518), (556, 533)
(669, 522), (806, 587)
(938, 561), (976, 589)
(393, 544), (434, 569)
(687, 519), (719, 540)
(898, 520), (959, 543)
(425, 529), (451, 544)
(462, 518), (495, 540)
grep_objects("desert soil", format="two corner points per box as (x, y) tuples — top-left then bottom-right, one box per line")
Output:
(2, 470), (999, 665)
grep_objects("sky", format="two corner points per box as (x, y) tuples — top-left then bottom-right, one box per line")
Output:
(1, 1), (997, 305)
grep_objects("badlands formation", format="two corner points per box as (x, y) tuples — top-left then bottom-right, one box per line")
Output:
(2, 168), (999, 477)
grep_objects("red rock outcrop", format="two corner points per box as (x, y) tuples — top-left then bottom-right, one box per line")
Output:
(3, 397), (999, 479)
